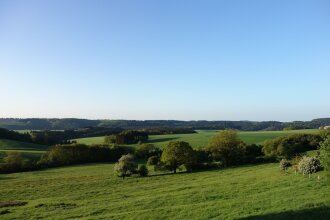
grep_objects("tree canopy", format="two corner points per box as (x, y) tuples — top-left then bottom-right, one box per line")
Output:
(208, 130), (246, 166)
(161, 141), (195, 173)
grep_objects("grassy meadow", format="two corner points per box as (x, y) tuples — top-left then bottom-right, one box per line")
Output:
(0, 163), (329, 219)
(1, 129), (329, 219)
(0, 139), (47, 160)
(74, 129), (319, 148)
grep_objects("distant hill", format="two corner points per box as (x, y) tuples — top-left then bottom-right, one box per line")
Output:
(0, 118), (329, 131)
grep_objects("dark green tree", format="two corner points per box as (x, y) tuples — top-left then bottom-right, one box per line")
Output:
(160, 141), (195, 173)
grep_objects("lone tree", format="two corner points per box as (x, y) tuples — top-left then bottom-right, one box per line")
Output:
(160, 141), (195, 174)
(114, 154), (137, 179)
(208, 129), (246, 167)
(320, 137), (330, 176)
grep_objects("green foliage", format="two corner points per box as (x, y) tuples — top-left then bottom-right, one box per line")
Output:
(0, 128), (31, 142)
(279, 159), (291, 171)
(104, 135), (116, 144)
(114, 154), (137, 178)
(298, 156), (322, 174)
(135, 144), (161, 159)
(320, 128), (330, 139)
(161, 141), (195, 173)
(208, 130), (246, 166)
(3, 151), (23, 170)
(40, 144), (131, 167)
(75, 129), (319, 148)
(138, 164), (148, 177)
(147, 155), (160, 166)
(262, 134), (322, 159)
(244, 144), (263, 163)
(115, 130), (149, 144)
(319, 137), (330, 176)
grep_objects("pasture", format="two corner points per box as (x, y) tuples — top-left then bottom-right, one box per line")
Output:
(74, 129), (319, 148)
(0, 163), (329, 219)
(0, 139), (47, 160)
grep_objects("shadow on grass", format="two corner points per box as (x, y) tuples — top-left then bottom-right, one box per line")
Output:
(148, 163), (273, 178)
(147, 137), (178, 144)
(0, 176), (16, 180)
(240, 206), (330, 220)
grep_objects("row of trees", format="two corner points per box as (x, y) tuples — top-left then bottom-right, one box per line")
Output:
(2, 129), (329, 176)
(104, 130), (149, 145)
(262, 134), (323, 159)
(115, 130), (330, 178)
(0, 144), (134, 173)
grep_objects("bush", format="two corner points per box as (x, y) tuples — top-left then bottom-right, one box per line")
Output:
(3, 152), (23, 171)
(138, 165), (148, 177)
(298, 156), (322, 174)
(147, 156), (160, 166)
(279, 159), (291, 171)
(319, 137), (330, 176)
(244, 144), (263, 163)
(114, 154), (137, 179)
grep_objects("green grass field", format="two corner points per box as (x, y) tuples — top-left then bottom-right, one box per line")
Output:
(0, 139), (47, 160)
(74, 129), (319, 148)
(0, 163), (329, 219)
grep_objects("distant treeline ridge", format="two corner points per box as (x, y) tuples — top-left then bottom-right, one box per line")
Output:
(0, 118), (330, 131)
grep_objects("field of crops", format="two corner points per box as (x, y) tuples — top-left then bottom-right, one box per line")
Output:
(0, 162), (329, 219)
(74, 129), (319, 148)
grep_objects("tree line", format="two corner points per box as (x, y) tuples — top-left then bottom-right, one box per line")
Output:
(1, 129), (330, 176)
(1, 118), (330, 131)
(0, 127), (195, 146)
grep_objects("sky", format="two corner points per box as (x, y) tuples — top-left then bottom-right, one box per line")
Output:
(0, 0), (329, 121)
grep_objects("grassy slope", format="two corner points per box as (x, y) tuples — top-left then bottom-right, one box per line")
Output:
(0, 163), (329, 219)
(0, 139), (47, 160)
(74, 129), (319, 148)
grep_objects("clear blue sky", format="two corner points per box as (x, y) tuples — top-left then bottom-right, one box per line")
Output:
(0, 0), (329, 121)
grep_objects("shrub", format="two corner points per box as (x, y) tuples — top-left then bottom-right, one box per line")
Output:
(298, 156), (322, 174)
(0, 152), (24, 173)
(114, 154), (137, 179)
(244, 144), (263, 163)
(194, 149), (212, 163)
(147, 155), (160, 166)
(279, 159), (291, 171)
(138, 165), (148, 177)
(319, 137), (330, 176)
